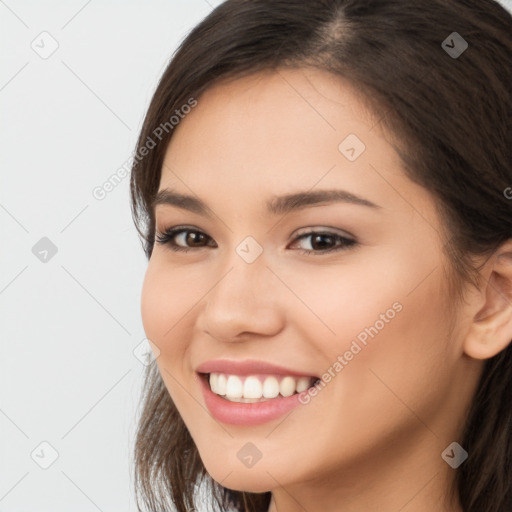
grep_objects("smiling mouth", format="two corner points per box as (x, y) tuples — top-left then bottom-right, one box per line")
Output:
(199, 372), (321, 403)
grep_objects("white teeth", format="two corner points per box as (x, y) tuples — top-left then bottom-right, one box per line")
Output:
(208, 373), (315, 401)
(226, 375), (243, 398)
(217, 374), (227, 395)
(296, 376), (311, 393)
(209, 373), (219, 394)
(262, 376), (280, 398)
(243, 376), (263, 399)
(279, 376), (296, 397)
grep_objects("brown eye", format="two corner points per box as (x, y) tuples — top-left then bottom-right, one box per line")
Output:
(185, 231), (208, 246)
(290, 230), (357, 255)
(155, 227), (216, 252)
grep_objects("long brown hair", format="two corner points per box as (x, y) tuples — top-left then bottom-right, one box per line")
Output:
(129, 1), (512, 511)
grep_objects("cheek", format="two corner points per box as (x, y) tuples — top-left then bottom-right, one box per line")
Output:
(271, 253), (425, 362)
(140, 263), (167, 345)
(140, 260), (200, 411)
(140, 259), (194, 357)
(282, 250), (454, 413)
(328, 271), (453, 433)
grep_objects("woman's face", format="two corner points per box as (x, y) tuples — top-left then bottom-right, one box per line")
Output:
(141, 67), (481, 500)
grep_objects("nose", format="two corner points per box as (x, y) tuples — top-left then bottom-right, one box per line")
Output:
(196, 255), (284, 343)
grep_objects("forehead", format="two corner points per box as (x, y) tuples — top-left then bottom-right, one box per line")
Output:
(161, 67), (396, 184)
(166, 67), (384, 150)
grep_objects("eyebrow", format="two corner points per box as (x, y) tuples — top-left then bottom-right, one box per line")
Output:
(152, 188), (381, 217)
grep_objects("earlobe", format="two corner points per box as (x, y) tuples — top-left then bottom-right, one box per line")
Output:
(463, 241), (512, 360)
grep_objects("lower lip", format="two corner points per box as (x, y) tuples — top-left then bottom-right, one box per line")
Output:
(198, 373), (303, 426)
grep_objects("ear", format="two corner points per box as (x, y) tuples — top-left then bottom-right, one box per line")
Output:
(464, 240), (512, 360)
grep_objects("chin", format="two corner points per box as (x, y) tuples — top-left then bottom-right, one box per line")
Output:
(205, 463), (276, 493)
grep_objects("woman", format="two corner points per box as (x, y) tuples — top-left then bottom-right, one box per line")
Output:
(130, 1), (512, 511)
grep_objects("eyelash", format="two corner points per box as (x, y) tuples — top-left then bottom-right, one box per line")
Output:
(154, 226), (357, 256)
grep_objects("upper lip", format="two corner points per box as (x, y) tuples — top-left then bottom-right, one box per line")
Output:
(196, 359), (318, 378)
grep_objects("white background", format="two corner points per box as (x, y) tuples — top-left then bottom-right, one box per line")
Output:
(1, 1), (511, 511)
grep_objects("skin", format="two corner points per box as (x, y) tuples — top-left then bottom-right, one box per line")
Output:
(140, 67), (512, 512)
